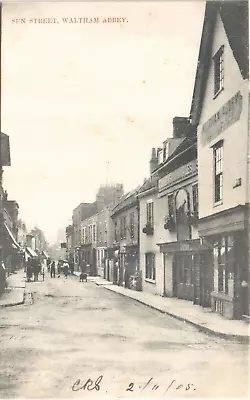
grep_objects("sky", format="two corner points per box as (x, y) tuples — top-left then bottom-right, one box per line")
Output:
(1, 1), (205, 244)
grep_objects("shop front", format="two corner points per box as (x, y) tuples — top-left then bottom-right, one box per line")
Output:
(159, 239), (213, 306)
(199, 205), (248, 319)
(80, 244), (97, 275)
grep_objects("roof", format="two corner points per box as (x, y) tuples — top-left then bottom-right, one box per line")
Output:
(137, 176), (158, 197)
(190, 1), (249, 126)
(154, 134), (197, 176)
(111, 186), (141, 216)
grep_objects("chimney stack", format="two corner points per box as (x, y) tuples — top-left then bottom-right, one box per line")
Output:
(150, 148), (158, 175)
(173, 117), (191, 139)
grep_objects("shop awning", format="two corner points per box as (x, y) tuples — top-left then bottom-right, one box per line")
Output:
(26, 247), (37, 258)
(157, 239), (213, 254)
(4, 223), (21, 250)
(42, 250), (49, 258)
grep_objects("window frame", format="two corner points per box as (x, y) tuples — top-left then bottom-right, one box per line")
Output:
(214, 235), (235, 295)
(114, 221), (118, 242)
(167, 193), (175, 218)
(93, 224), (96, 242)
(123, 216), (127, 239)
(130, 212), (135, 238)
(145, 252), (156, 282)
(213, 45), (224, 98)
(146, 200), (154, 226)
(213, 141), (224, 204)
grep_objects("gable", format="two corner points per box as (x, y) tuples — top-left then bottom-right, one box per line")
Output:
(190, 1), (249, 126)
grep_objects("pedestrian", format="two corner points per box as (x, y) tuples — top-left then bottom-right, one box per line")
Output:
(0, 250), (6, 295)
(41, 266), (45, 281)
(69, 260), (74, 275)
(57, 261), (61, 278)
(80, 259), (87, 274)
(50, 261), (56, 278)
(63, 261), (69, 279)
(46, 258), (51, 272)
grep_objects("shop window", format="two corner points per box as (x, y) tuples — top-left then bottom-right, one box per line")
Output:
(213, 141), (223, 203)
(145, 253), (155, 281)
(213, 46), (224, 96)
(214, 235), (235, 294)
(146, 201), (154, 226)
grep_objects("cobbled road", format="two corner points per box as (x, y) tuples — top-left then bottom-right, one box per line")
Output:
(0, 273), (249, 398)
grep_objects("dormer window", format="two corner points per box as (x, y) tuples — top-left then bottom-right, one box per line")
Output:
(213, 46), (224, 97)
(163, 142), (170, 161)
(158, 148), (163, 164)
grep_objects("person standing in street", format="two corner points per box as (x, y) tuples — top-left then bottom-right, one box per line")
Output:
(50, 261), (56, 278)
(63, 261), (69, 279)
(57, 261), (61, 278)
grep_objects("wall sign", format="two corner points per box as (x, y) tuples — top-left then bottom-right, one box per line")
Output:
(159, 159), (197, 191)
(201, 91), (243, 146)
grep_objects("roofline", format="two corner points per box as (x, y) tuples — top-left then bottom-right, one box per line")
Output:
(137, 186), (158, 199)
(154, 140), (197, 176)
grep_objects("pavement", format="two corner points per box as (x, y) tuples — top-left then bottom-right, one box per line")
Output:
(0, 269), (26, 307)
(0, 273), (249, 398)
(89, 276), (250, 343)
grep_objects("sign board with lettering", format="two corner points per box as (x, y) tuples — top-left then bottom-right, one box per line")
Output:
(159, 159), (197, 191)
(201, 91), (243, 146)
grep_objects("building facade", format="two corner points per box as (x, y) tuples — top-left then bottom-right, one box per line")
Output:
(80, 213), (98, 276)
(111, 188), (141, 290)
(190, 1), (249, 319)
(72, 202), (97, 265)
(71, 184), (124, 269)
(96, 207), (112, 278)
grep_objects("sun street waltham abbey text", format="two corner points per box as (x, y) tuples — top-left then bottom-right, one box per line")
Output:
(11, 17), (128, 24)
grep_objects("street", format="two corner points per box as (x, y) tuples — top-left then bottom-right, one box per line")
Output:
(0, 273), (249, 398)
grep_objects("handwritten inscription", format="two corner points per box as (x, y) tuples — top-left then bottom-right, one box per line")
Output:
(71, 375), (196, 395)
(201, 91), (243, 146)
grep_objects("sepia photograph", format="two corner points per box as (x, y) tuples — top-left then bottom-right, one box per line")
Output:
(0, 0), (249, 398)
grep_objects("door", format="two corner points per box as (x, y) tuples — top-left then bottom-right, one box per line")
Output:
(193, 254), (200, 305)
(200, 251), (213, 307)
(172, 256), (178, 297)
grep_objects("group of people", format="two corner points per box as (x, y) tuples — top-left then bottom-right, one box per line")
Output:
(26, 257), (44, 282)
(47, 259), (74, 279)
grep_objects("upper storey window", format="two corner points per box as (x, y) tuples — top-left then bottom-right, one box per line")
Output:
(213, 46), (224, 97)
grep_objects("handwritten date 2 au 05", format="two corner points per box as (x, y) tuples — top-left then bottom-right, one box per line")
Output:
(72, 375), (196, 394)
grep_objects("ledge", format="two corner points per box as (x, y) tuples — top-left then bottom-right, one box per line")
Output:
(145, 278), (156, 284)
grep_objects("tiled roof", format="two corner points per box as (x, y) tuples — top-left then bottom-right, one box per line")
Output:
(111, 186), (141, 215)
(137, 176), (158, 195)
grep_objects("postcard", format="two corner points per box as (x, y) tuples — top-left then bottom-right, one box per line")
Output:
(0, 1), (249, 398)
